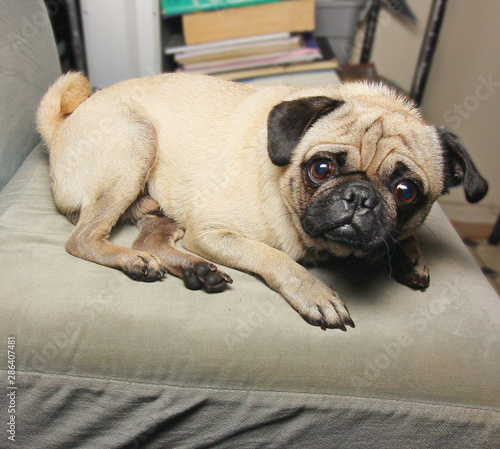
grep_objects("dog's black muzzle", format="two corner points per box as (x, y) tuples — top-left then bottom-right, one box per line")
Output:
(302, 180), (393, 252)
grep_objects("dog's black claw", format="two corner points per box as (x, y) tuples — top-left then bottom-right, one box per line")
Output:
(337, 323), (347, 332)
(125, 255), (165, 282)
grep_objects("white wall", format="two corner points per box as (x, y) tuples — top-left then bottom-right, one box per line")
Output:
(81, 0), (162, 90)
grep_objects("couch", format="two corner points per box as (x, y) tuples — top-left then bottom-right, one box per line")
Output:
(1, 1), (499, 448)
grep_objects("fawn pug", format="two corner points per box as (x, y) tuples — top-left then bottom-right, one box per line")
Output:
(36, 72), (488, 331)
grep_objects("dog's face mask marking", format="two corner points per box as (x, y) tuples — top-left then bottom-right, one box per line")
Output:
(268, 94), (489, 255)
(301, 164), (394, 252)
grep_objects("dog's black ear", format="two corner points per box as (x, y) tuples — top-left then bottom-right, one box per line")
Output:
(267, 96), (344, 166)
(437, 126), (488, 203)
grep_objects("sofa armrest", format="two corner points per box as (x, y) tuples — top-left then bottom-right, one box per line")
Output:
(0, 0), (61, 191)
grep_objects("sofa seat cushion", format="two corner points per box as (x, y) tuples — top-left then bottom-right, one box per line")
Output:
(1, 143), (499, 448)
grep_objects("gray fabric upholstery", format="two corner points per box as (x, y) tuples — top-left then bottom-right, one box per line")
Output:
(0, 0), (60, 191)
(11, 371), (500, 448)
(1, 1), (500, 447)
(1, 142), (500, 448)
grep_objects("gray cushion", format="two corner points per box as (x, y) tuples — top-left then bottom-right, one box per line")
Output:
(0, 0), (60, 191)
(1, 142), (499, 448)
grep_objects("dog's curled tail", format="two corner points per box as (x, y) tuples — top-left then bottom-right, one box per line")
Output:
(36, 72), (91, 147)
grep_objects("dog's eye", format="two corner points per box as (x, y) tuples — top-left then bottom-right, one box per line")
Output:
(394, 181), (418, 206)
(309, 159), (335, 182)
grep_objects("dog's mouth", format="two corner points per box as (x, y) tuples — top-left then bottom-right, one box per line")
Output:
(304, 218), (392, 253)
(301, 181), (394, 253)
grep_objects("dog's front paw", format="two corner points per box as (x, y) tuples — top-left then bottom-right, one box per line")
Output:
(124, 252), (167, 282)
(292, 286), (355, 331)
(391, 235), (429, 290)
(392, 262), (430, 290)
(182, 262), (233, 293)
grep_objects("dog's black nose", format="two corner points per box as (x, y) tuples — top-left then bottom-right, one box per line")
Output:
(339, 181), (379, 209)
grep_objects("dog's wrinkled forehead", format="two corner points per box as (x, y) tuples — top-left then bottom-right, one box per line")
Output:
(298, 100), (444, 194)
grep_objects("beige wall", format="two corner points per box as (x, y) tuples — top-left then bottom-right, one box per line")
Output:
(351, 0), (499, 223)
(421, 0), (500, 223)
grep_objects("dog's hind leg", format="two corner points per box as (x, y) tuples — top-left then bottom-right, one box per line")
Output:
(132, 215), (232, 293)
(64, 115), (166, 282)
(66, 189), (167, 282)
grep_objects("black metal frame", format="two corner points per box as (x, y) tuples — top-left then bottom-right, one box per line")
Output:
(360, 0), (448, 106)
(360, 0), (381, 64)
(410, 0), (448, 105)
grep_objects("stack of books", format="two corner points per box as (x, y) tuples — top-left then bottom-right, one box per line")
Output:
(163, 0), (338, 81)
(168, 32), (336, 77)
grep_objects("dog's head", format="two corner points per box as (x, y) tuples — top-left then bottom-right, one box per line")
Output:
(267, 83), (488, 255)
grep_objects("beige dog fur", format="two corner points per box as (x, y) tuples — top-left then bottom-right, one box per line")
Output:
(36, 72), (487, 331)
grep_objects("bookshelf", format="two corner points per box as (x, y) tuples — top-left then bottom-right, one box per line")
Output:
(81, 0), (338, 89)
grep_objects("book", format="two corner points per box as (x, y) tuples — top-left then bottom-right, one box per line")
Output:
(214, 59), (339, 81)
(175, 35), (302, 66)
(173, 32), (325, 76)
(166, 32), (291, 55)
(161, 0), (281, 17)
(240, 68), (342, 86)
(178, 47), (322, 74)
(182, 0), (315, 45)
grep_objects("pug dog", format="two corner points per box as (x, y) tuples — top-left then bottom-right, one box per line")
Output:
(36, 72), (488, 331)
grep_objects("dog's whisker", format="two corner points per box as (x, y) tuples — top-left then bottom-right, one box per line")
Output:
(421, 222), (441, 244)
